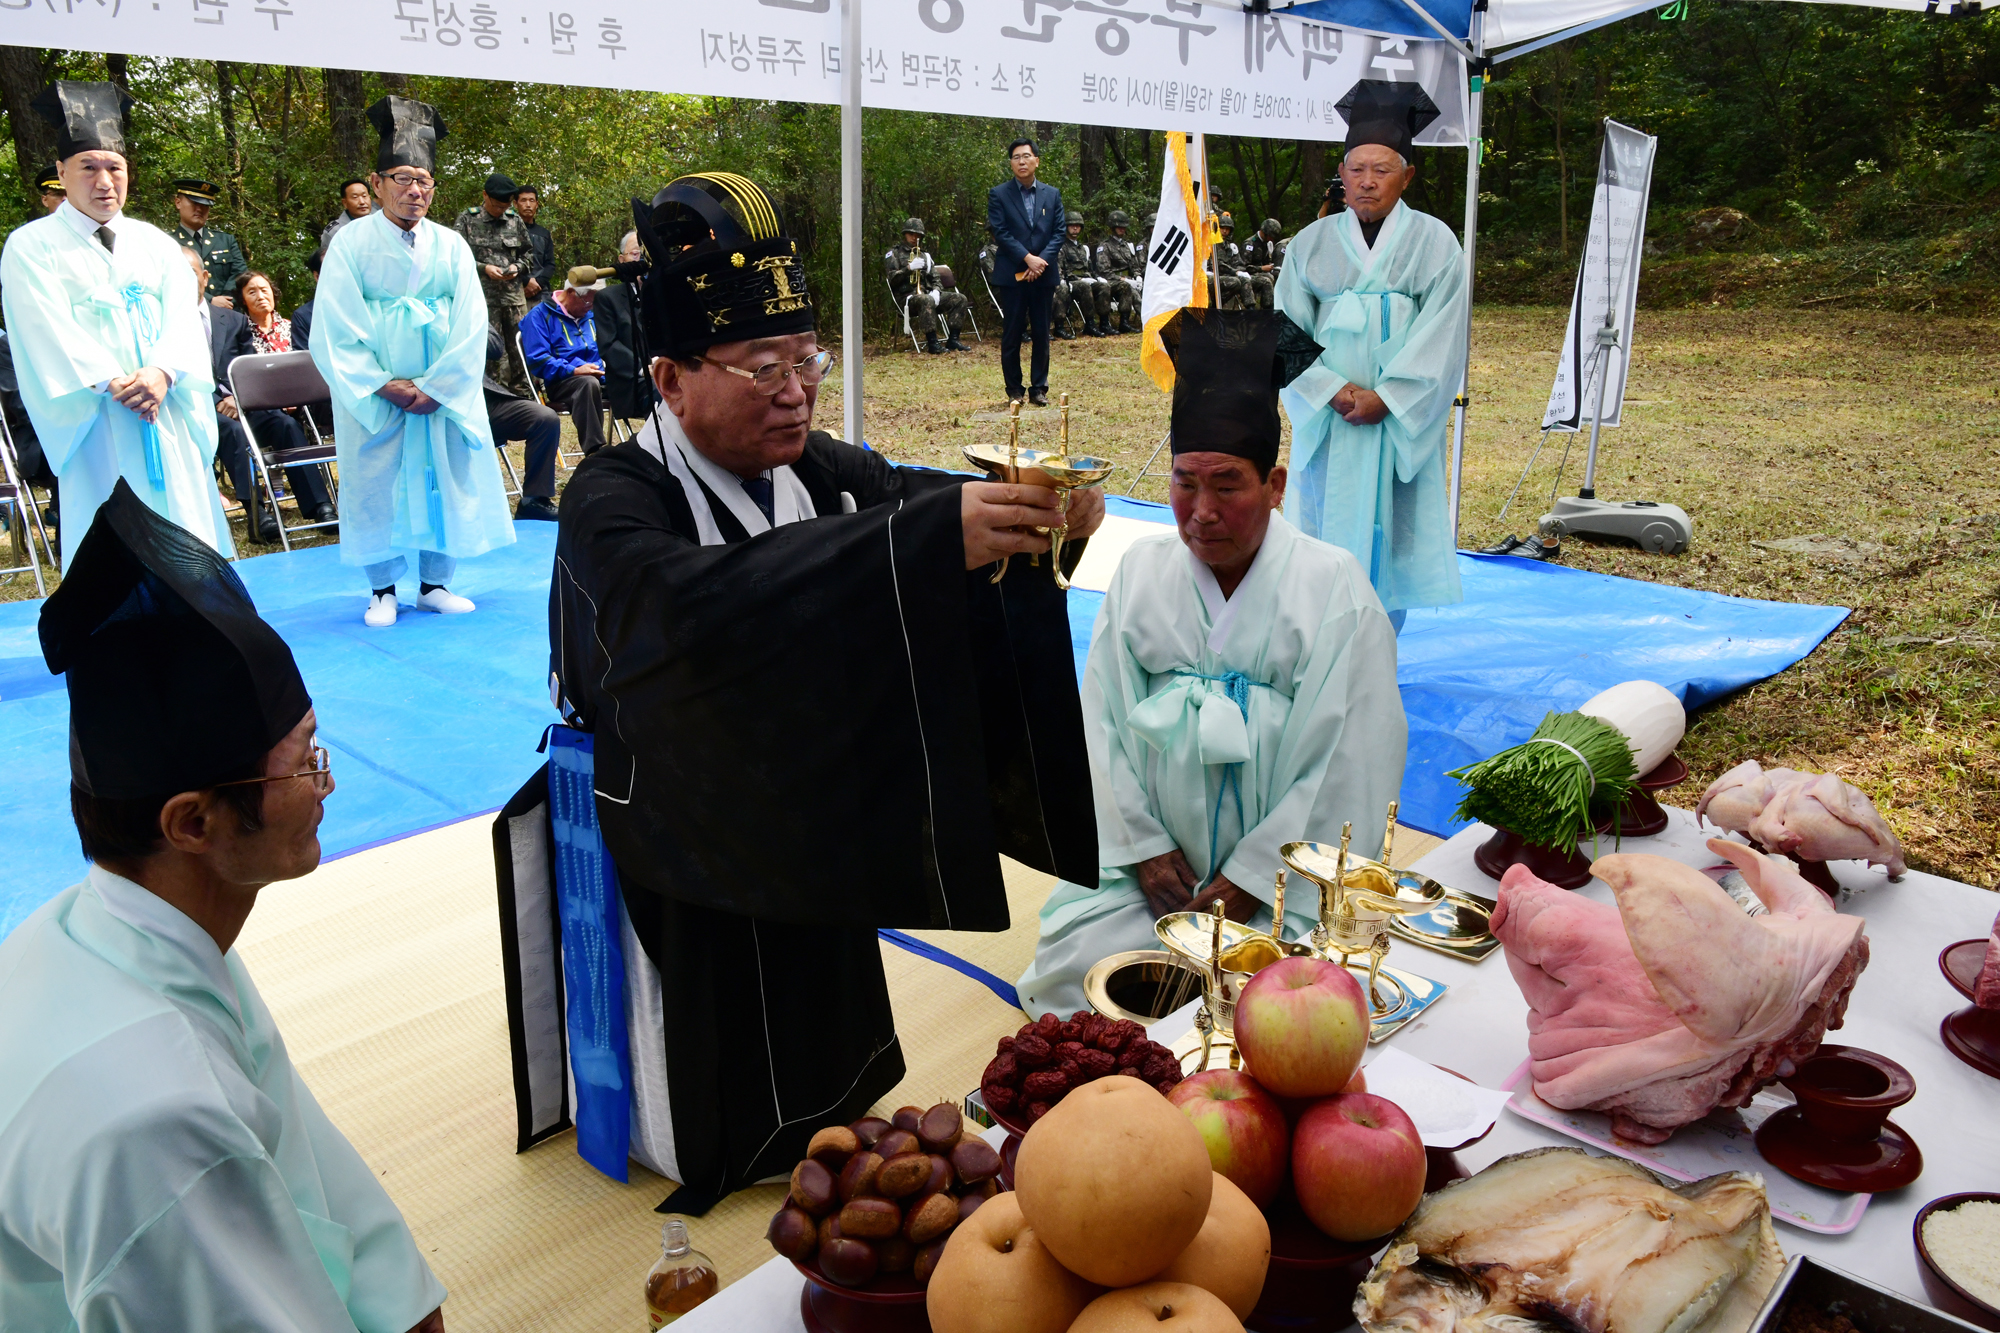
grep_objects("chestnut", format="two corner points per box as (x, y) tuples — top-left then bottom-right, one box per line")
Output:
(917, 1103), (963, 1154)
(767, 1205), (818, 1262)
(876, 1152), (932, 1199)
(891, 1105), (925, 1133)
(790, 1159), (837, 1216)
(818, 1236), (880, 1288)
(913, 1238), (948, 1287)
(875, 1235), (916, 1274)
(902, 1191), (960, 1245)
(849, 1116), (892, 1148)
(806, 1125), (860, 1170)
(951, 1138), (1002, 1186)
(838, 1196), (903, 1239)
(836, 1150), (884, 1202)
(956, 1192), (987, 1224)
(924, 1153), (953, 1196)
(874, 1128), (920, 1161)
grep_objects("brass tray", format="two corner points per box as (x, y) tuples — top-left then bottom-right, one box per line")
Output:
(1388, 888), (1501, 962)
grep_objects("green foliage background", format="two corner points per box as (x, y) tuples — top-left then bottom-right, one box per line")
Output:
(3, 1), (1996, 327)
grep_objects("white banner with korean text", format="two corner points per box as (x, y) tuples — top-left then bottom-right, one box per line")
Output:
(2, 0), (1467, 147)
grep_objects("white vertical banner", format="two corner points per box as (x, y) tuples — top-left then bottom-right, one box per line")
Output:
(0, 2), (1467, 146)
(1542, 119), (1658, 432)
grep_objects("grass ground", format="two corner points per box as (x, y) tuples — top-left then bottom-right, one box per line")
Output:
(6, 306), (1996, 886)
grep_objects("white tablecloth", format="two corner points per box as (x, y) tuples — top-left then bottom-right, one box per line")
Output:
(676, 809), (2000, 1331)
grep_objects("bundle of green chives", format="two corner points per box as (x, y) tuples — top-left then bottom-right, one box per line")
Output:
(1447, 710), (1640, 851)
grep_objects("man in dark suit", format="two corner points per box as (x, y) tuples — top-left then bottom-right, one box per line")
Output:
(985, 138), (1066, 406)
(593, 229), (657, 424)
(486, 326), (562, 521)
(184, 247), (333, 544)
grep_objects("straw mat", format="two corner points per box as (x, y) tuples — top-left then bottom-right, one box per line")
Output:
(234, 814), (1440, 1331)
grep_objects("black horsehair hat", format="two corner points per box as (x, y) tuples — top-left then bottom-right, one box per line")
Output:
(1161, 308), (1303, 474)
(32, 81), (132, 161)
(630, 173), (813, 359)
(1338, 80), (1441, 161)
(366, 95), (448, 174)
(40, 480), (310, 801)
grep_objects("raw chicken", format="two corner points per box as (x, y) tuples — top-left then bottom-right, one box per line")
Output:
(1746, 772), (1906, 877)
(1357, 1148), (1784, 1333)
(1977, 909), (2000, 1011)
(1695, 760), (1803, 833)
(1492, 840), (1868, 1144)
(1696, 761), (1905, 878)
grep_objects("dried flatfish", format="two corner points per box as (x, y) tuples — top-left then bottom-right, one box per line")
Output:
(1356, 1148), (1784, 1333)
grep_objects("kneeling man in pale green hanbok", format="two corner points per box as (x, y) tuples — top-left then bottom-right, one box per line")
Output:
(1018, 308), (1406, 1019)
(313, 95), (514, 629)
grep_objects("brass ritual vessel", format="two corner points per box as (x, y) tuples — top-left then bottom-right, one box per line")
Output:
(1280, 801), (1449, 1017)
(961, 394), (1113, 589)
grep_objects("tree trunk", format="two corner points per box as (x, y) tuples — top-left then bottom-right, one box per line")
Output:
(324, 68), (370, 175)
(216, 61), (245, 212)
(0, 47), (59, 205)
(1105, 127), (1130, 177)
(1036, 120), (1055, 152)
(1079, 124), (1106, 200)
(379, 72), (411, 95)
(1301, 141), (1326, 223)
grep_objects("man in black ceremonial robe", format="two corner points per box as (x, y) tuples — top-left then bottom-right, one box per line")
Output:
(506, 172), (1103, 1213)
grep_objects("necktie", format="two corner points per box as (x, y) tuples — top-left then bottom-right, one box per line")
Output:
(95, 225), (115, 254)
(741, 476), (775, 524)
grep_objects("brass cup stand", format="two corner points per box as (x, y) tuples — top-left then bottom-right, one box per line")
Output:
(961, 395), (1113, 590)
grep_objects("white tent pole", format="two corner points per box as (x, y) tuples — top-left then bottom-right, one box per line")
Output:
(1446, 4), (1486, 543)
(840, 0), (864, 446)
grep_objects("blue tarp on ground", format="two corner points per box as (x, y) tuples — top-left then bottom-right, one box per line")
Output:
(0, 498), (1848, 937)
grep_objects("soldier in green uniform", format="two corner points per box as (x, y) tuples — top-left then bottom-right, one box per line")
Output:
(456, 172), (533, 395)
(882, 217), (968, 354)
(1243, 218), (1287, 310)
(170, 177), (248, 309)
(1210, 212), (1251, 310)
(1094, 209), (1143, 335)
(1056, 212), (1106, 338)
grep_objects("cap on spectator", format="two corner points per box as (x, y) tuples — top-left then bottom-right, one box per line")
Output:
(33, 163), (62, 194)
(173, 177), (223, 205)
(564, 265), (612, 292)
(485, 172), (520, 199)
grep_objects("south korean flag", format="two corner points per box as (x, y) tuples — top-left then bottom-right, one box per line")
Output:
(1140, 131), (1212, 393)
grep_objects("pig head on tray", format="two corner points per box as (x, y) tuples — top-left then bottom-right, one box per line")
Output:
(1490, 839), (1869, 1144)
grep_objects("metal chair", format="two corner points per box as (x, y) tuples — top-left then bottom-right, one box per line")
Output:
(0, 427), (49, 595)
(884, 276), (923, 353)
(226, 351), (343, 553)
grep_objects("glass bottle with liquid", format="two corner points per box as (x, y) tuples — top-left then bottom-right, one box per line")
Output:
(644, 1218), (717, 1328)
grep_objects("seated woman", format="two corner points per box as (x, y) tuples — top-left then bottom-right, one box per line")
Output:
(229, 268), (335, 530)
(238, 269), (294, 353)
(1016, 308), (1407, 1018)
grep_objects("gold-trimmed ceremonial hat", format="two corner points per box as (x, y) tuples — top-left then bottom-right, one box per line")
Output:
(173, 177), (222, 205)
(631, 172), (814, 359)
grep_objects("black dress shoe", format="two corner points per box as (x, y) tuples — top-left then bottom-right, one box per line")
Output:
(1480, 534), (1524, 555)
(516, 496), (559, 522)
(1514, 537), (1563, 562)
(1028, 389), (1049, 407)
(945, 337), (968, 351)
(255, 518), (281, 544)
(313, 504), (338, 526)
(924, 336), (943, 354)
(1057, 327), (1076, 341)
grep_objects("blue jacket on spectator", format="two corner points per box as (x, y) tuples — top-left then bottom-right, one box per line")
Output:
(518, 295), (601, 384)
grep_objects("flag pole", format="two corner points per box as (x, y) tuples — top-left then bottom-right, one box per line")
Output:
(1196, 132), (1218, 308)
(1446, 9), (1486, 543)
(840, 0), (865, 446)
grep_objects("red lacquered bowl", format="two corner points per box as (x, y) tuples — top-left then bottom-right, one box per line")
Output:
(791, 1255), (931, 1333)
(1248, 1193), (1390, 1333)
(1939, 938), (2000, 1080)
(1914, 1193), (2000, 1332)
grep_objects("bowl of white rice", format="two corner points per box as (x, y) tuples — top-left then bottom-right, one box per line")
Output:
(1916, 1192), (2000, 1332)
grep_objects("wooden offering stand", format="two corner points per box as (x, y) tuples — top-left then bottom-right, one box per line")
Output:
(793, 1257), (931, 1333)
(1939, 938), (2000, 1080)
(1473, 826), (1593, 890)
(1593, 754), (1689, 839)
(1752, 1044), (1923, 1194)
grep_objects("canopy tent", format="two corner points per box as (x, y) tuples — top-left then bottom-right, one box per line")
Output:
(5, 0), (1976, 520)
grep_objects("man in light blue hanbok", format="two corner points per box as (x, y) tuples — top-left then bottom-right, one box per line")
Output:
(1, 485), (446, 1333)
(1018, 309), (1406, 1019)
(312, 95), (513, 628)
(1278, 81), (1468, 624)
(0, 81), (230, 564)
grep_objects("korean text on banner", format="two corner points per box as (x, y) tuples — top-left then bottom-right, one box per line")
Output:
(0, 1), (1467, 147)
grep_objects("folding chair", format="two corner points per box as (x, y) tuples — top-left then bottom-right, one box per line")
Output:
(227, 351), (340, 554)
(0, 426), (49, 596)
(884, 277), (922, 352)
(516, 331), (599, 474)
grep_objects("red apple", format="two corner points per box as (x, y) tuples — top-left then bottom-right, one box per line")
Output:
(1232, 957), (1369, 1098)
(1166, 1070), (1290, 1208)
(1291, 1092), (1426, 1242)
(1274, 1068), (1366, 1129)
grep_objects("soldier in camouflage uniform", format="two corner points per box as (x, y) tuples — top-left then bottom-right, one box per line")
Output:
(455, 172), (534, 395)
(883, 217), (969, 353)
(169, 177), (248, 308)
(1094, 209), (1144, 335)
(1055, 212), (1106, 338)
(1242, 217), (1287, 310)
(1210, 213), (1252, 310)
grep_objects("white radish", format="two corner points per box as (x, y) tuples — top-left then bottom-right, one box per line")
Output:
(1578, 681), (1686, 777)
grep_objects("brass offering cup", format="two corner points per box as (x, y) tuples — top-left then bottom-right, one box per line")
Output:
(960, 393), (1114, 589)
(1281, 834), (1447, 1016)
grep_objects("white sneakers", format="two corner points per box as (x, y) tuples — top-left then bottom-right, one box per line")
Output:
(417, 587), (475, 615)
(363, 588), (475, 626)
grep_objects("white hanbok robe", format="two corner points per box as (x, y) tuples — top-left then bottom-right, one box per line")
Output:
(0, 867), (446, 1332)
(1016, 513), (1407, 1018)
(1277, 202), (1467, 613)
(0, 204), (230, 564)
(311, 210), (514, 567)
